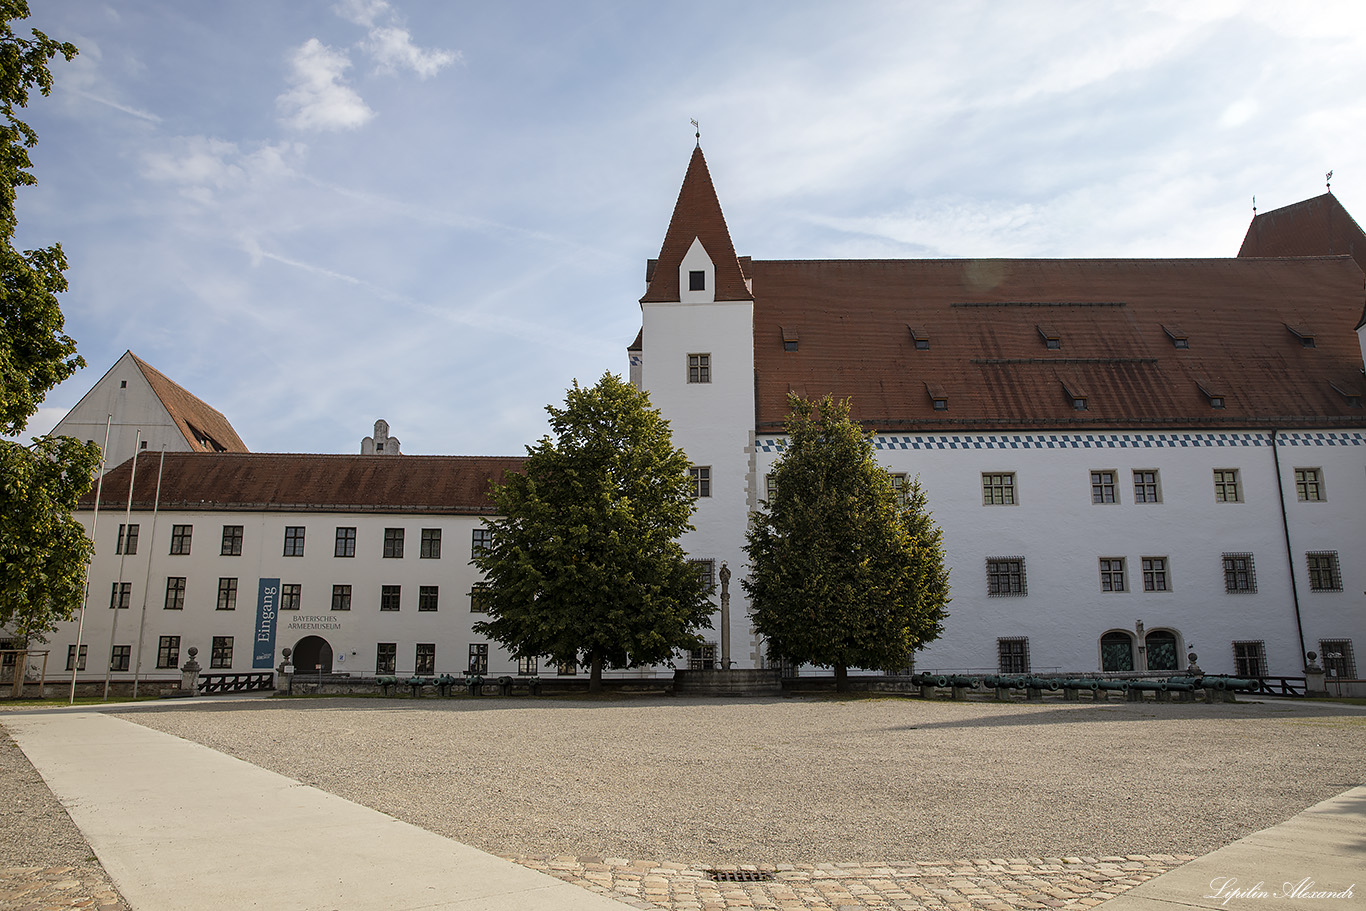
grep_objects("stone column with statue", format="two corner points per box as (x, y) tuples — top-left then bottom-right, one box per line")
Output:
(719, 562), (731, 670)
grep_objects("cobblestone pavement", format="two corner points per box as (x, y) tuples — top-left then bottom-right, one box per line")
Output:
(508, 854), (1195, 911)
(0, 865), (128, 911)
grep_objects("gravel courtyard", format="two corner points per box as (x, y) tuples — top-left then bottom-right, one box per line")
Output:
(117, 695), (1365, 866)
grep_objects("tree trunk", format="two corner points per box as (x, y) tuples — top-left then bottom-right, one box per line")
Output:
(834, 662), (850, 693)
(589, 651), (603, 694)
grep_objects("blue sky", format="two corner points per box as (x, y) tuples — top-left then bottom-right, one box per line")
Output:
(13, 1), (1366, 455)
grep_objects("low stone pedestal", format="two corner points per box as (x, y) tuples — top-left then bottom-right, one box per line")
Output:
(672, 668), (782, 697)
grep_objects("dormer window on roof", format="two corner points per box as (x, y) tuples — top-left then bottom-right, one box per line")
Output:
(689, 270), (706, 291)
(925, 382), (948, 411)
(909, 327), (930, 350)
(1285, 323), (1316, 348)
(1061, 379), (1088, 411)
(781, 327), (799, 352)
(1330, 381), (1362, 407)
(1196, 379), (1226, 409)
(1162, 324), (1189, 349)
(1037, 324), (1061, 350)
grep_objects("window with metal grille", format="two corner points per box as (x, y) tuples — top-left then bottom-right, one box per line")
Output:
(281, 583), (301, 610)
(375, 642), (396, 674)
(116, 523), (138, 555)
(1101, 631), (1135, 671)
(420, 528), (441, 559)
(690, 466), (711, 498)
(380, 584), (401, 611)
(998, 637), (1030, 674)
(982, 473), (1016, 505)
(109, 645), (130, 672)
(382, 528), (405, 558)
(221, 525), (243, 555)
(689, 558), (716, 593)
(1099, 558), (1126, 592)
(170, 524), (192, 555)
(689, 642), (718, 670)
(216, 577), (238, 610)
(1232, 640), (1267, 677)
(1222, 553), (1256, 593)
(467, 643), (488, 674)
(109, 581), (131, 609)
(1318, 640), (1356, 679)
(1142, 557), (1169, 592)
(1295, 468), (1324, 502)
(334, 527), (356, 557)
(986, 557), (1026, 596)
(1213, 469), (1241, 503)
(415, 643), (436, 676)
(418, 585), (439, 612)
(1090, 471), (1117, 504)
(283, 526), (305, 557)
(211, 636), (233, 669)
(331, 584), (352, 611)
(66, 644), (87, 671)
(518, 656), (538, 676)
(164, 577), (186, 610)
(687, 353), (711, 383)
(1132, 470), (1160, 504)
(156, 636), (180, 669)
(1306, 552), (1342, 592)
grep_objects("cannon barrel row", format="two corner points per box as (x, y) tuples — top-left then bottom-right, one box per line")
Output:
(911, 673), (1248, 694)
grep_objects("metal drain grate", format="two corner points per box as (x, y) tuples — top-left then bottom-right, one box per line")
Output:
(706, 869), (774, 883)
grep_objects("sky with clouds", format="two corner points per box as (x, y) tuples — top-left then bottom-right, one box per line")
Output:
(12, 0), (1366, 455)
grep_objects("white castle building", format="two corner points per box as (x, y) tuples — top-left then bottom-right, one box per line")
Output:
(11, 148), (1366, 686)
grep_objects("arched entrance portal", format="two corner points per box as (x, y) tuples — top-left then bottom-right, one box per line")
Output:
(293, 636), (333, 674)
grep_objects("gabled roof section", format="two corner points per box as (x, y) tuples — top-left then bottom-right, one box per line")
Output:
(1239, 193), (1366, 274)
(81, 453), (524, 515)
(640, 146), (753, 303)
(130, 353), (248, 453)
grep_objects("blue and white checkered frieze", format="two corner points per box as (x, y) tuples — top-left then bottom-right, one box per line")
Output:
(753, 430), (1366, 453)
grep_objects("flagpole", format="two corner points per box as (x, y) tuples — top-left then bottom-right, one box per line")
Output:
(103, 430), (140, 701)
(132, 446), (166, 699)
(69, 414), (112, 705)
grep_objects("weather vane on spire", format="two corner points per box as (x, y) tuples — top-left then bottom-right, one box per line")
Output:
(691, 119), (700, 146)
(1326, 170), (1333, 192)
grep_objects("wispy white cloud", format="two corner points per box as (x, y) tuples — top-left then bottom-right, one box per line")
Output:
(276, 38), (374, 132)
(141, 136), (304, 200)
(333, 0), (391, 29)
(364, 25), (459, 78)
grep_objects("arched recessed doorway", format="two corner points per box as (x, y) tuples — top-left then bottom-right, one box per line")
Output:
(1100, 631), (1135, 672)
(1145, 630), (1180, 672)
(293, 636), (333, 674)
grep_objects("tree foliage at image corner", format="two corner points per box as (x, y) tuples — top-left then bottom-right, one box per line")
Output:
(744, 394), (950, 690)
(472, 373), (714, 692)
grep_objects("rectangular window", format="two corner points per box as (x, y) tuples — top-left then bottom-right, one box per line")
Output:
(1306, 552), (1342, 592)
(331, 584), (352, 611)
(1295, 468), (1324, 502)
(375, 643), (396, 675)
(1090, 471), (1117, 504)
(517, 656), (538, 676)
(156, 635), (180, 669)
(116, 523), (139, 555)
(689, 642), (718, 670)
(281, 583), (301, 610)
(380, 584), (401, 611)
(689, 269), (706, 291)
(109, 645), (130, 672)
(170, 524), (193, 555)
(1223, 553), (1256, 593)
(66, 644), (87, 671)
(420, 528), (442, 559)
(382, 528), (405, 558)
(415, 643), (436, 676)
(472, 528), (493, 557)
(468, 643), (489, 674)
(1099, 558), (1126, 592)
(1319, 639), (1356, 679)
(765, 473), (777, 502)
(982, 473), (1016, 506)
(1142, 557), (1169, 592)
(470, 583), (491, 613)
(889, 473), (910, 504)
(211, 636), (234, 669)
(418, 585), (439, 612)
(690, 466), (712, 498)
(334, 527), (356, 558)
(557, 661), (577, 676)
(216, 577), (238, 610)
(283, 526), (306, 557)
(986, 557), (1026, 597)
(1232, 640), (1267, 677)
(997, 637), (1030, 674)
(1132, 470), (1160, 504)
(220, 525), (243, 556)
(1214, 469), (1241, 503)
(687, 353), (711, 384)
(690, 558), (716, 593)
(164, 577), (186, 610)
(109, 581), (131, 609)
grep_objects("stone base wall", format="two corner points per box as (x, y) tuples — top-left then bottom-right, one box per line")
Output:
(673, 668), (783, 696)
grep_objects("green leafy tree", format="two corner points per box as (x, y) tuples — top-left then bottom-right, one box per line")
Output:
(473, 373), (713, 693)
(0, 3), (94, 682)
(744, 395), (950, 691)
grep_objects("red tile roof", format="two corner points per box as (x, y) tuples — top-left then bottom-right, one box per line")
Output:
(1239, 193), (1366, 271)
(640, 146), (753, 304)
(80, 453), (524, 514)
(130, 354), (249, 453)
(750, 256), (1366, 432)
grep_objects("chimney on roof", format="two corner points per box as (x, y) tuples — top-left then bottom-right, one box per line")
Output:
(361, 419), (402, 455)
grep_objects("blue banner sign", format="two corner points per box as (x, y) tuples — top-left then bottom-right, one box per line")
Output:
(253, 578), (280, 669)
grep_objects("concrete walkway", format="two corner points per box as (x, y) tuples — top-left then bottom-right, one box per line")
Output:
(6, 710), (637, 911)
